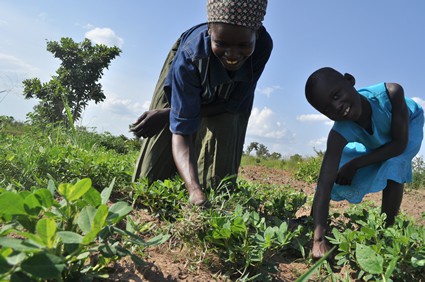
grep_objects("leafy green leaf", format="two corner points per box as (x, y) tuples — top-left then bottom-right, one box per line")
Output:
(0, 193), (26, 215)
(10, 271), (32, 281)
(355, 243), (383, 274)
(57, 231), (83, 244)
(36, 218), (57, 248)
(78, 206), (96, 234)
(83, 187), (101, 207)
(384, 256), (399, 280)
(230, 217), (246, 234)
(58, 178), (91, 202)
(145, 233), (171, 247)
(34, 188), (54, 208)
(107, 201), (132, 224)
(21, 253), (65, 279)
(0, 237), (41, 252)
(23, 194), (42, 216)
(92, 204), (108, 230)
(411, 255), (425, 267)
(101, 177), (115, 204)
(0, 256), (11, 274)
(82, 229), (100, 245)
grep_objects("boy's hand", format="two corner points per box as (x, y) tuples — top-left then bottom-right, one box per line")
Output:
(130, 109), (170, 138)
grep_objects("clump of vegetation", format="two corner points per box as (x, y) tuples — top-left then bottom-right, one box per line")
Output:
(2, 117), (425, 281)
(409, 155), (425, 190)
(0, 177), (169, 281)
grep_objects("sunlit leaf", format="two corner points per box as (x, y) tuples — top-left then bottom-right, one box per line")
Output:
(57, 231), (83, 244)
(78, 206), (96, 234)
(355, 243), (383, 274)
(0, 193), (26, 215)
(107, 201), (132, 224)
(36, 218), (57, 248)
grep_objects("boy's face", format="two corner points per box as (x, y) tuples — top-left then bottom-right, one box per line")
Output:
(309, 75), (362, 122)
(209, 23), (257, 71)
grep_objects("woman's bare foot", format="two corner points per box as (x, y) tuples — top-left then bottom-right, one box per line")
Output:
(188, 189), (207, 206)
(312, 238), (332, 260)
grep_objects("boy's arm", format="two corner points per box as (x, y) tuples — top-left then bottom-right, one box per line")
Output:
(312, 130), (347, 258)
(337, 83), (409, 185)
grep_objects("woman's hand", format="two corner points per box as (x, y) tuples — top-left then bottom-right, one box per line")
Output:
(130, 108), (170, 138)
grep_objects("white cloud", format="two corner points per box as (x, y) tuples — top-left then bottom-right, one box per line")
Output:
(247, 106), (290, 139)
(256, 85), (282, 97)
(296, 113), (329, 122)
(308, 136), (327, 149)
(85, 27), (124, 48)
(98, 95), (148, 118)
(0, 53), (38, 74)
(412, 97), (425, 109)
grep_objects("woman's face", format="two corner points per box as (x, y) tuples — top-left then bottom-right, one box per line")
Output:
(209, 23), (257, 71)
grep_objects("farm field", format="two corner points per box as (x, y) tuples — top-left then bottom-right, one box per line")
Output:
(109, 166), (425, 282)
(1, 122), (424, 281)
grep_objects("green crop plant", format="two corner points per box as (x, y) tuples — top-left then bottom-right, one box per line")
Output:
(327, 207), (425, 281)
(0, 178), (169, 281)
(203, 204), (302, 280)
(132, 178), (188, 220)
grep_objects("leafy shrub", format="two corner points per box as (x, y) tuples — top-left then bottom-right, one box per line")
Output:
(294, 154), (322, 184)
(0, 124), (137, 191)
(327, 207), (425, 281)
(0, 178), (169, 281)
(203, 205), (302, 280)
(409, 156), (425, 190)
(132, 178), (187, 219)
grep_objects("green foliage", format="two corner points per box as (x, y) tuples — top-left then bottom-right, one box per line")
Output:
(2, 124), (425, 280)
(0, 123), (137, 190)
(0, 116), (26, 135)
(0, 178), (170, 281)
(327, 206), (425, 281)
(203, 205), (301, 280)
(23, 37), (121, 126)
(408, 156), (425, 190)
(294, 154), (323, 184)
(132, 177), (188, 219)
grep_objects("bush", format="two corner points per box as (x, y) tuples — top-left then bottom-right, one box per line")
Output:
(294, 154), (322, 184)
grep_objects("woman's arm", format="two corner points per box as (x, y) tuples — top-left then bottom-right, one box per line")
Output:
(171, 133), (206, 205)
(130, 108), (171, 138)
(336, 83), (409, 185)
(312, 129), (347, 259)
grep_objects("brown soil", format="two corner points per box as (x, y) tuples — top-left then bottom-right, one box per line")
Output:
(107, 165), (425, 281)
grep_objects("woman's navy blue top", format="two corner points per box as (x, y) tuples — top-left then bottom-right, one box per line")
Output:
(164, 23), (273, 135)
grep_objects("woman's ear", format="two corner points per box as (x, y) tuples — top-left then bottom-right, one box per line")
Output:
(343, 73), (356, 86)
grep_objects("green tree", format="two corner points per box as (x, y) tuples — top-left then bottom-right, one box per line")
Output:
(270, 152), (282, 160)
(246, 142), (259, 155)
(256, 143), (270, 159)
(23, 37), (121, 125)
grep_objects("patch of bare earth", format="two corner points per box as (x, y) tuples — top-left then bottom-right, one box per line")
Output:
(106, 165), (425, 281)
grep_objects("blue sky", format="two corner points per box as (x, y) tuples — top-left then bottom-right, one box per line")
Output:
(1, 1), (425, 157)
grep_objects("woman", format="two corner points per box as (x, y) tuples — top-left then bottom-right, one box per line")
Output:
(131, 0), (273, 205)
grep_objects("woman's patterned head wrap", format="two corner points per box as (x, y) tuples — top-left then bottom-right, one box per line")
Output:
(206, 0), (268, 30)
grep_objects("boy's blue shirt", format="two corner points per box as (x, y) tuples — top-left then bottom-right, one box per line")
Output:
(164, 23), (273, 135)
